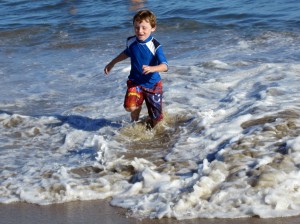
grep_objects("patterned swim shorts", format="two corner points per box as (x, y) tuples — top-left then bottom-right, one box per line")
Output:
(124, 80), (163, 121)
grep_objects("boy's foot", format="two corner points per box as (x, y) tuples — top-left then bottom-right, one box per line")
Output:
(145, 118), (160, 129)
(145, 119), (153, 130)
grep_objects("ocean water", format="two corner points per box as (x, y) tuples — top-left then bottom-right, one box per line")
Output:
(1, 0), (300, 220)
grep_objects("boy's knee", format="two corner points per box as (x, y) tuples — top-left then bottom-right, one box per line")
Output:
(125, 107), (134, 112)
(125, 106), (139, 112)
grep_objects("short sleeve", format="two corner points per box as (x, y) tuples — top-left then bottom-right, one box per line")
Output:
(156, 46), (168, 69)
(123, 47), (130, 57)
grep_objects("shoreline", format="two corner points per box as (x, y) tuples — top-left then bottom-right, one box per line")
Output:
(1, 200), (300, 224)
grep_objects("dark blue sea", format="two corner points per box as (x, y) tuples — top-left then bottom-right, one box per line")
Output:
(1, 0), (300, 220)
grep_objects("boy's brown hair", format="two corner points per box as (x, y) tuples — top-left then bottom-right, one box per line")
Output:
(133, 10), (156, 28)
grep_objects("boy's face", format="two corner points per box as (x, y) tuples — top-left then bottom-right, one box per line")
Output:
(134, 19), (156, 41)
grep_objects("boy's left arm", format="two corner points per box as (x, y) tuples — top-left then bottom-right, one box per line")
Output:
(142, 63), (168, 74)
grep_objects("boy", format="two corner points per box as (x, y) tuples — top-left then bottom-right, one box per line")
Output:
(104, 10), (168, 128)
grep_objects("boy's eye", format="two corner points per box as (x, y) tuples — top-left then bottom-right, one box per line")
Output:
(135, 26), (147, 30)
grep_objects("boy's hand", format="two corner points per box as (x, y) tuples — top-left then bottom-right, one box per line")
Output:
(142, 65), (152, 74)
(104, 62), (114, 75)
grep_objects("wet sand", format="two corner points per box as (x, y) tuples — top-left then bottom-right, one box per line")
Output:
(1, 200), (300, 224)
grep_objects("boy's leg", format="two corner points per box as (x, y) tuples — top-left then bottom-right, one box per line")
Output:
(130, 106), (142, 122)
(151, 117), (160, 127)
(124, 81), (144, 122)
(144, 92), (163, 128)
(143, 81), (163, 128)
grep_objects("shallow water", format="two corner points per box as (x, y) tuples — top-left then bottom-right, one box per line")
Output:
(1, 0), (300, 220)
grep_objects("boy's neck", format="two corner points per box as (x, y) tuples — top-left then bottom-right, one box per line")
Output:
(136, 35), (152, 43)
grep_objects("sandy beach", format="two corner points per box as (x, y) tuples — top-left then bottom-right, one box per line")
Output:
(1, 200), (300, 224)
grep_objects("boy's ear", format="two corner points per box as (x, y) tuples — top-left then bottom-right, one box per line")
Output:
(151, 26), (156, 32)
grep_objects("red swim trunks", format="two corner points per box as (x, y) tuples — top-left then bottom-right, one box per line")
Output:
(124, 80), (163, 121)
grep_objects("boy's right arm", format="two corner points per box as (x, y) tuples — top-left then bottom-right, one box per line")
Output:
(104, 52), (128, 75)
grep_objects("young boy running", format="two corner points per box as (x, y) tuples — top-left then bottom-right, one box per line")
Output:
(104, 10), (168, 128)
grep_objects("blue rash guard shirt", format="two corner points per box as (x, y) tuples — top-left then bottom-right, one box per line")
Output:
(123, 35), (168, 89)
